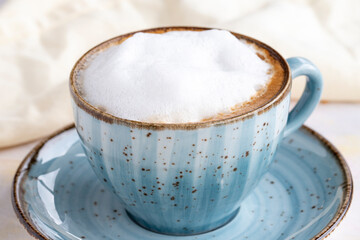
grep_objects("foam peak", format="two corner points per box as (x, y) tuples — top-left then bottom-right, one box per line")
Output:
(80, 29), (272, 123)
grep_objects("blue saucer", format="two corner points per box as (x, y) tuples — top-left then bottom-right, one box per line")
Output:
(12, 125), (352, 240)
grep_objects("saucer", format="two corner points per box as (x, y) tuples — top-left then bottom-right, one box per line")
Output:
(12, 124), (353, 240)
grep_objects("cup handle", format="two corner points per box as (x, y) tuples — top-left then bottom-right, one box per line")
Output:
(283, 57), (323, 137)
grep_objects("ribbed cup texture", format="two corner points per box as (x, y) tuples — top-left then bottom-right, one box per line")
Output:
(72, 95), (290, 235)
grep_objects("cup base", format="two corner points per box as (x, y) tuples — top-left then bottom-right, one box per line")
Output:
(126, 207), (240, 236)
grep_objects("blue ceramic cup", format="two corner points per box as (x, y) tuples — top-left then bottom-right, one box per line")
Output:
(70, 27), (322, 235)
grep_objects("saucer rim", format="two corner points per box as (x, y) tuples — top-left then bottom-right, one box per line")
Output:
(11, 124), (353, 240)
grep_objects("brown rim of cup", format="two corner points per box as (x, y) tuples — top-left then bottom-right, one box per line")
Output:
(69, 26), (291, 130)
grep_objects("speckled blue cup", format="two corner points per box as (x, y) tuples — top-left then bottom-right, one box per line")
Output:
(70, 27), (322, 236)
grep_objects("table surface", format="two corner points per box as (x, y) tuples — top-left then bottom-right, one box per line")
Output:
(1, 103), (359, 240)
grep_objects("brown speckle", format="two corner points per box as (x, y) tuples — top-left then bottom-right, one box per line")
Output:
(246, 151), (249, 157)
(170, 196), (175, 200)
(146, 132), (152, 137)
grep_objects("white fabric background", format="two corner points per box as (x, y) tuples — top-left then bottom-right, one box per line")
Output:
(1, 0), (359, 147)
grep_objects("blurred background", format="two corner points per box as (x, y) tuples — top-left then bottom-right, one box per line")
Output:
(0, 0), (359, 239)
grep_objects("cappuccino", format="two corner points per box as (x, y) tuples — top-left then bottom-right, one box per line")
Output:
(76, 29), (284, 123)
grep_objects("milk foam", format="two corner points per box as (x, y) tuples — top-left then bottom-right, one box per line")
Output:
(81, 30), (272, 123)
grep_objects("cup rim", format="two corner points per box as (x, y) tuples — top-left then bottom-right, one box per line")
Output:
(69, 26), (291, 130)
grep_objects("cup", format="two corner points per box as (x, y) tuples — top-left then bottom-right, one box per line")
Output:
(69, 27), (322, 235)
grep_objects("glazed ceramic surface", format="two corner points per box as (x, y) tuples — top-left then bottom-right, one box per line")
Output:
(12, 125), (352, 240)
(72, 94), (290, 235)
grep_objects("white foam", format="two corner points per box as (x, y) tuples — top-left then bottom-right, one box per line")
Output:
(81, 30), (272, 123)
